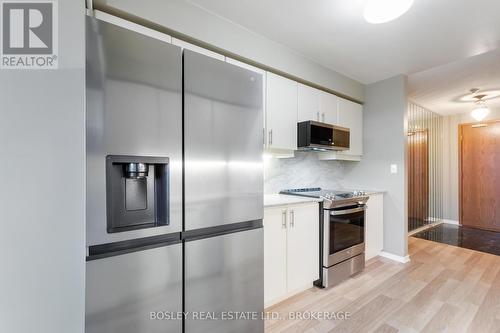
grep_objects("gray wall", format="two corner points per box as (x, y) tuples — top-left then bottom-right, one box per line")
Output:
(441, 108), (500, 221)
(0, 2), (86, 333)
(92, 0), (364, 101)
(343, 75), (408, 257)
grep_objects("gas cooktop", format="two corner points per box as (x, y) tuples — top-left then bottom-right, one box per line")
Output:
(280, 188), (369, 209)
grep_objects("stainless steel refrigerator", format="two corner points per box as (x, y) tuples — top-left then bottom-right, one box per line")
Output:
(183, 50), (264, 332)
(85, 16), (264, 333)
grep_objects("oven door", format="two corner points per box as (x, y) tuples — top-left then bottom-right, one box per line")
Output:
(323, 205), (366, 267)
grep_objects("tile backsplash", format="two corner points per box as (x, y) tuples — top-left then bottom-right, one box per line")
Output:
(264, 151), (347, 194)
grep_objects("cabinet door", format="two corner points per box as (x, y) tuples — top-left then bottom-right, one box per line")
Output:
(338, 98), (363, 156)
(266, 72), (298, 150)
(286, 204), (319, 293)
(298, 84), (320, 122)
(320, 91), (338, 125)
(365, 194), (384, 260)
(172, 37), (225, 61)
(263, 207), (288, 306)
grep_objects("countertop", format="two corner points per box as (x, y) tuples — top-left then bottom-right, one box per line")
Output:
(264, 194), (323, 208)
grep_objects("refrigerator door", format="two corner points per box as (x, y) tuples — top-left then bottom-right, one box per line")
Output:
(184, 50), (264, 230)
(86, 16), (183, 246)
(86, 244), (182, 333)
(185, 228), (264, 333)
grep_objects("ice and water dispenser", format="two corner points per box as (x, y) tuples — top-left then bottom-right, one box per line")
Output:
(105, 155), (169, 233)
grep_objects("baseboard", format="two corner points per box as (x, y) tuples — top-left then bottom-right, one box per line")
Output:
(442, 219), (459, 225)
(379, 251), (410, 264)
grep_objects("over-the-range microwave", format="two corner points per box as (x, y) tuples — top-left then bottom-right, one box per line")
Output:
(297, 121), (350, 151)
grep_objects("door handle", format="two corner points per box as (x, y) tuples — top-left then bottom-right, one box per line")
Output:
(290, 210), (295, 228)
(281, 210), (287, 229)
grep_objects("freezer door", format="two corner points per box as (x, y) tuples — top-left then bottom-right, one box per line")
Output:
(85, 244), (182, 333)
(86, 16), (183, 245)
(184, 50), (264, 230)
(185, 228), (264, 333)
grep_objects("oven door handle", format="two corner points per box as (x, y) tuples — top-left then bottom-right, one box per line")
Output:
(330, 206), (366, 216)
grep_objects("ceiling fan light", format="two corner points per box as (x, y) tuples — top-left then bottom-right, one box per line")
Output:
(471, 104), (490, 121)
(364, 0), (414, 24)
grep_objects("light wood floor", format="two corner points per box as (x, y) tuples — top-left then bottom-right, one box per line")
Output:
(265, 237), (500, 333)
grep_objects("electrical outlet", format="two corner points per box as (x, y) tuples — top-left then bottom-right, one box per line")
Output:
(390, 164), (398, 174)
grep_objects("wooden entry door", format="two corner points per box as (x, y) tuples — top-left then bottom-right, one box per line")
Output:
(460, 121), (500, 232)
(408, 130), (429, 224)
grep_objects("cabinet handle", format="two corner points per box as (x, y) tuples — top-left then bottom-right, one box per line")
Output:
(322, 113), (325, 123)
(269, 130), (273, 145)
(316, 111), (320, 121)
(281, 210), (287, 229)
(290, 210), (295, 228)
(263, 128), (265, 146)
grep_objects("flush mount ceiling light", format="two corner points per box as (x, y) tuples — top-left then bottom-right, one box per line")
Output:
(364, 0), (414, 24)
(470, 88), (490, 122)
(471, 101), (490, 121)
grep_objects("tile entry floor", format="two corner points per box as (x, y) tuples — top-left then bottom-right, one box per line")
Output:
(412, 223), (500, 256)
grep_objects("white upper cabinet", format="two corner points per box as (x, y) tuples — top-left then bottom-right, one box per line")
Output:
(172, 38), (225, 61)
(337, 98), (363, 156)
(298, 84), (320, 122)
(320, 91), (338, 125)
(298, 84), (338, 125)
(266, 72), (298, 151)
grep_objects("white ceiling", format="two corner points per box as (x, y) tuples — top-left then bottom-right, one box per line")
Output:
(408, 49), (500, 115)
(185, 0), (500, 84)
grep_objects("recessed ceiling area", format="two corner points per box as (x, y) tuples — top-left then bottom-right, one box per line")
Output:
(185, 0), (500, 84)
(408, 49), (500, 115)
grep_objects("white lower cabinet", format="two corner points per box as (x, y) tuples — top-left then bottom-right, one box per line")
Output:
(264, 202), (319, 307)
(365, 193), (384, 260)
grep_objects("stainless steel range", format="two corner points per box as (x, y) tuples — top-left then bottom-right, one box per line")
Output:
(280, 188), (369, 288)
